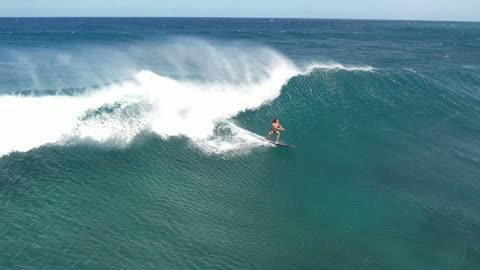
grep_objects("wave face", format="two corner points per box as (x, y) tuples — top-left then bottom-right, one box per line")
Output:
(1, 18), (480, 270)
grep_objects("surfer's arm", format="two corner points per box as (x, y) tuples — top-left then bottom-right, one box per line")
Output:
(279, 125), (285, 130)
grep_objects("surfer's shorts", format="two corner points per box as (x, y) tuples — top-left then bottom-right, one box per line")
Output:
(270, 129), (279, 134)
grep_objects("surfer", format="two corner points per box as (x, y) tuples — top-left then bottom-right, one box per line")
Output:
(266, 117), (285, 143)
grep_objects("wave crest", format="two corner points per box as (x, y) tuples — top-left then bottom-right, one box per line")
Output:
(306, 62), (376, 72)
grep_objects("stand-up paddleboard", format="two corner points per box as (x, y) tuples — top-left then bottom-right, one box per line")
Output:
(269, 141), (296, 148)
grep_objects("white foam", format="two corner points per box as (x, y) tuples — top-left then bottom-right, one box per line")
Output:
(0, 42), (299, 156)
(306, 62), (376, 72)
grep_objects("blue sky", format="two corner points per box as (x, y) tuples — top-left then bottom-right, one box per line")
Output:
(1, 0), (479, 21)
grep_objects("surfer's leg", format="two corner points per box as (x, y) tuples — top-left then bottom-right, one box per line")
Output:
(266, 130), (272, 140)
(275, 131), (280, 143)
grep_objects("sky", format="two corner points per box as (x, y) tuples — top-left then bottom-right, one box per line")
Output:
(1, 0), (479, 21)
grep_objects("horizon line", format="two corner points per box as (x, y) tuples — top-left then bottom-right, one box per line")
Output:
(0, 16), (478, 23)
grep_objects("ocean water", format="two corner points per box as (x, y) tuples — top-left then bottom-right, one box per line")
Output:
(0, 17), (480, 269)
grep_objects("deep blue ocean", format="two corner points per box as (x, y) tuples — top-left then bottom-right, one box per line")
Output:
(1, 18), (480, 269)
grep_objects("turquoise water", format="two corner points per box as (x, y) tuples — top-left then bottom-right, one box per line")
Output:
(1, 18), (480, 269)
